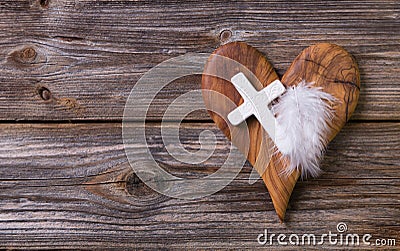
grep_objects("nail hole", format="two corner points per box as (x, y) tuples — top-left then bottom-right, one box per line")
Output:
(39, 0), (49, 8)
(37, 86), (52, 101)
(219, 29), (232, 43)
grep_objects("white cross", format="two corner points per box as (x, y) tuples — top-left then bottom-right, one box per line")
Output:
(227, 72), (286, 144)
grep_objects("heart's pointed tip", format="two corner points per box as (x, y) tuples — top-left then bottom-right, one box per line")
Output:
(270, 204), (289, 225)
(277, 210), (286, 223)
(260, 154), (298, 223)
(273, 204), (287, 223)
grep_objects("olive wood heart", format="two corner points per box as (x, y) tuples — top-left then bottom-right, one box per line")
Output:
(201, 42), (360, 222)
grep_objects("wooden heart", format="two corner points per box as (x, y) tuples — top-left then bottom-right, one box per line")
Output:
(201, 42), (360, 221)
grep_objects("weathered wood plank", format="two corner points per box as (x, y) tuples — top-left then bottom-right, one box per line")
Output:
(0, 0), (399, 121)
(0, 122), (398, 249)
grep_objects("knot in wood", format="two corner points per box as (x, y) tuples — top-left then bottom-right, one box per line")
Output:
(39, 0), (50, 8)
(18, 47), (37, 64)
(126, 172), (158, 198)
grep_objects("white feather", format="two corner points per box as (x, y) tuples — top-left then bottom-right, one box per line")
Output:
(272, 81), (337, 178)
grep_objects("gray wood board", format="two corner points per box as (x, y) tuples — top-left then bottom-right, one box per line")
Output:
(0, 0), (398, 121)
(0, 122), (398, 249)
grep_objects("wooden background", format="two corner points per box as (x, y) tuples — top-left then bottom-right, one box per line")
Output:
(0, 0), (399, 249)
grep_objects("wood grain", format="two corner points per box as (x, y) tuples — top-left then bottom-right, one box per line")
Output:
(0, 122), (398, 249)
(0, 0), (398, 121)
